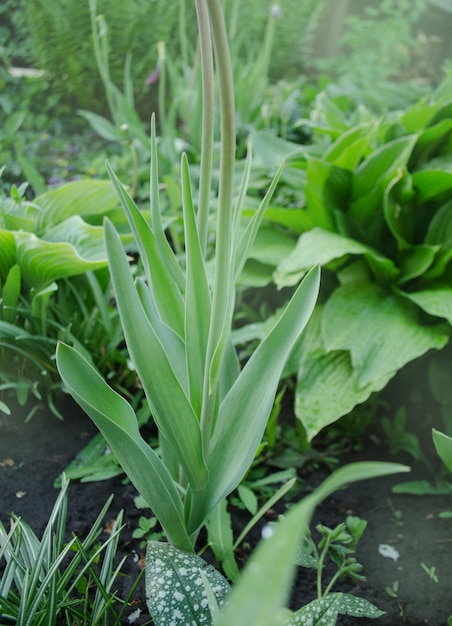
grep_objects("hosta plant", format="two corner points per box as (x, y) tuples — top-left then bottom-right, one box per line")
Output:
(56, 0), (407, 624)
(0, 175), (132, 416)
(242, 75), (452, 441)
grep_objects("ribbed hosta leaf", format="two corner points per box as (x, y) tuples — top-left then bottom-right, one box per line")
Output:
(146, 542), (230, 626)
(15, 222), (108, 289)
(34, 179), (120, 233)
(322, 283), (448, 388)
(0, 229), (16, 282)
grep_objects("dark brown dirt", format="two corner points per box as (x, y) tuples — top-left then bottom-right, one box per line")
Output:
(1, 397), (451, 625)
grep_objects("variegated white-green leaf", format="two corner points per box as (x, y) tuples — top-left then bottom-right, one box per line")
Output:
(285, 593), (384, 625)
(145, 542), (230, 626)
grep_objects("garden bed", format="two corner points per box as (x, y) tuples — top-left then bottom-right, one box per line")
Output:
(1, 397), (450, 625)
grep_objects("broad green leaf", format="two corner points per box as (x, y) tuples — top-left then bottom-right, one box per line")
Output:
(413, 159), (452, 203)
(304, 157), (351, 231)
(181, 154), (211, 416)
(412, 118), (452, 165)
(44, 215), (106, 258)
(432, 429), (452, 474)
(251, 130), (307, 174)
(397, 246), (439, 284)
(322, 282), (448, 388)
(295, 350), (387, 441)
(216, 462), (408, 626)
(105, 221), (208, 492)
(206, 499), (240, 582)
(78, 110), (124, 142)
(349, 134), (418, 223)
(34, 179), (120, 233)
(241, 222), (296, 272)
(0, 229), (16, 282)
(2, 264), (21, 323)
(15, 229), (107, 290)
(145, 542), (230, 626)
(324, 123), (374, 169)
(201, 267), (320, 525)
(274, 228), (395, 288)
(286, 593), (383, 625)
(56, 343), (192, 551)
(399, 284), (452, 325)
(238, 259), (275, 287)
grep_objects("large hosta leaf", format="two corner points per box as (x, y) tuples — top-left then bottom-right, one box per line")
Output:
(15, 223), (108, 289)
(0, 229), (16, 282)
(274, 228), (397, 288)
(399, 284), (452, 325)
(145, 542), (230, 626)
(34, 179), (121, 233)
(322, 283), (448, 388)
(295, 350), (388, 441)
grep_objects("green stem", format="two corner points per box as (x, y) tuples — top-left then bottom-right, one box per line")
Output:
(194, 0), (214, 256)
(198, 0), (236, 452)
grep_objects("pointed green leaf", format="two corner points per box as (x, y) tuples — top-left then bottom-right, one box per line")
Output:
(106, 162), (185, 336)
(206, 499), (240, 582)
(56, 343), (192, 551)
(432, 429), (452, 474)
(216, 462), (407, 626)
(105, 220), (208, 492)
(181, 153), (211, 415)
(204, 266), (320, 517)
(145, 542), (230, 625)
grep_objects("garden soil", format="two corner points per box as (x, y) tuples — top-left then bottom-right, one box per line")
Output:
(1, 397), (451, 626)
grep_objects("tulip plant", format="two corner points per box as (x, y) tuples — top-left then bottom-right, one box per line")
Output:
(56, 0), (407, 623)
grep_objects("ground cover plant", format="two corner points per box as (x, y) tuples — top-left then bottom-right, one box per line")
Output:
(0, 176), (141, 417)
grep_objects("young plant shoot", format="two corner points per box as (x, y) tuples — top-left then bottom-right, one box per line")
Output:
(56, 0), (409, 623)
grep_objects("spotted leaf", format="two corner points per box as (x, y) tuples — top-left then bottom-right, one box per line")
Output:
(286, 593), (384, 625)
(145, 541), (230, 625)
